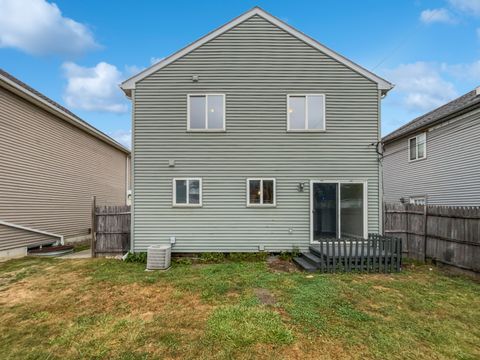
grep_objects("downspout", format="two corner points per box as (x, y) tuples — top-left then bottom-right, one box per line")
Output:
(378, 89), (384, 235)
(0, 220), (64, 245)
(130, 89), (135, 253)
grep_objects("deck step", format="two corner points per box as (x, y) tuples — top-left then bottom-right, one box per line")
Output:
(293, 256), (317, 272)
(302, 252), (322, 266)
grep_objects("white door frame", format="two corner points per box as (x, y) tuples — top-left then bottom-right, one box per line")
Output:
(310, 180), (368, 244)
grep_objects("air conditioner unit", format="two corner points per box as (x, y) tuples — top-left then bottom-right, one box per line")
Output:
(146, 244), (171, 270)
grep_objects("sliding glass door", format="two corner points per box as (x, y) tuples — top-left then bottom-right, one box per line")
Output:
(312, 181), (365, 241)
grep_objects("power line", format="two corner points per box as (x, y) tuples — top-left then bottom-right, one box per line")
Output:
(372, 10), (436, 70)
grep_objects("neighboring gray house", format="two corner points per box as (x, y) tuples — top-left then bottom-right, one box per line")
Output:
(121, 7), (393, 253)
(383, 87), (480, 206)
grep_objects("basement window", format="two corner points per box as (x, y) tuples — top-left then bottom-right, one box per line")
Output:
(173, 178), (202, 207)
(247, 178), (276, 207)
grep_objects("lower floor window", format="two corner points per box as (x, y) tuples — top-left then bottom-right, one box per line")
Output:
(409, 196), (426, 206)
(247, 178), (276, 206)
(173, 178), (202, 206)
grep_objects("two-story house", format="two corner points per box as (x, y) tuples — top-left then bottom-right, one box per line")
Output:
(383, 87), (480, 206)
(121, 7), (393, 254)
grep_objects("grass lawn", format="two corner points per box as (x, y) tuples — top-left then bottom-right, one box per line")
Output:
(0, 257), (479, 360)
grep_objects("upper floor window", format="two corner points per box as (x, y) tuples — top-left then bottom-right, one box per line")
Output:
(287, 94), (325, 131)
(409, 133), (426, 161)
(173, 178), (202, 207)
(187, 94), (225, 131)
(247, 178), (276, 207)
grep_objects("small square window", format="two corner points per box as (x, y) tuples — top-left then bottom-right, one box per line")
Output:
(409, 196), (426, 206)
(409, 133), (427, 161)
(247, 178), (276, 207)
(188, 94), (225, 131)
(173, 178), (202, 207)
(288, 95), (325, 131)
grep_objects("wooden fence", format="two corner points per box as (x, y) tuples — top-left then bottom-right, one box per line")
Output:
(310, 235), (402, 273)
(384, 203), (480, 273)
(91, 196), (131, 257)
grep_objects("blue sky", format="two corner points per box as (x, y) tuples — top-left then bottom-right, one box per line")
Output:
(1, 0), (479, 147)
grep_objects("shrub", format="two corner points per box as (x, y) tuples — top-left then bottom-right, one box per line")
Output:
(124, 252), (147, 263)
(199, 252), (226, 263)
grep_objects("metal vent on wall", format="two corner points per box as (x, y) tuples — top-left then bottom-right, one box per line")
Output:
(147, 244), (171, 270)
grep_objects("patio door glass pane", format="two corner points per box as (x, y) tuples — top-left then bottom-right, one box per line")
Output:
(313, 183), (338, 240)
(340, 183), (364, 238)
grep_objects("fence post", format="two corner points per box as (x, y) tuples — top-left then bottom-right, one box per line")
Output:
(423, 203), (427, 262)
(91, 196), (96, 258)
(405, 203), (409, 256)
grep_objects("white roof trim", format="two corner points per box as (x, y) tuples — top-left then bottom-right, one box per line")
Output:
(0, 72), (130, 154)
(121, 7), (393, 96)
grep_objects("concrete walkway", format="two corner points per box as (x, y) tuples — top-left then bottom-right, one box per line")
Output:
(60, 249), (91, 259)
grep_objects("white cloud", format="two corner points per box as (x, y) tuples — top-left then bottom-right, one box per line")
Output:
(420, 8), (455, 24)
(0, 0), (98, 56)
(110, 129), (131, 148)
(62, 62), (128, 113)
(449, 0), (480, 16)
(442, 60), (480, 81)
(385, 62), (457, 112)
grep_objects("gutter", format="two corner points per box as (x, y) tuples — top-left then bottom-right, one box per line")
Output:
(0, 220), (64, 246)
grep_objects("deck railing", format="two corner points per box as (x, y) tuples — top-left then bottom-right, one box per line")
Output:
(311, 234), (402, 273)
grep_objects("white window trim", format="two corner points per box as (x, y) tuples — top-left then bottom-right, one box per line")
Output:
(172, 178), (203, 207)
(409, 196), (426, 206)
(408, 132), (427, 162)
(246, 178), (277, 207)
(309, 179), (368, 243)
(286, 94), (326, 132)
(187, 94), (226, 132)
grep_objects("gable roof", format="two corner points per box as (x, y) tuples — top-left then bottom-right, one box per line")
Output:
(382, 87), (480, 144)
(0, 69), (130, 154)
(120, 7), (393, 97)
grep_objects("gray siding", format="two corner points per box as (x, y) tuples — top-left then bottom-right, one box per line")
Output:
(0, 86), (129, 251)
(133, 15), (382, 252)
(383, 106), (480, 205)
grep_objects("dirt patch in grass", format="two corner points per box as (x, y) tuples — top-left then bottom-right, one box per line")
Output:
(254, 288), (276, 305)
(267, 256), (298, 273)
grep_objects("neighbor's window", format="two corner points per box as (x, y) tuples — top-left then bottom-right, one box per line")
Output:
(409, 196), (426, 206)
(188, 94), (225, 130)
(247, 178), (276, 206)
(173, 178), (202, 206)
(409, 133), (426, 161)
(287, 94), (325, 131)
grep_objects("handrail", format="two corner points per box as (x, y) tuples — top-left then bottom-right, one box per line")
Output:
(0, 220), (64, 245)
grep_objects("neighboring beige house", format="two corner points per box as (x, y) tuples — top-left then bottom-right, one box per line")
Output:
(0, 69), (131, 258)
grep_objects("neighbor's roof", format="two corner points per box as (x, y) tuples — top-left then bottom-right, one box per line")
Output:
(382, 87), (480, 143)
(120, 6), (393, 97)
(0, 69), (130, 154)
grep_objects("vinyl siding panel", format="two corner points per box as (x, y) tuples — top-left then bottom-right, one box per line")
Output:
(133, 15), (381, 252)
(383, 107), (480, 205)
(0, 86), (129, 251)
